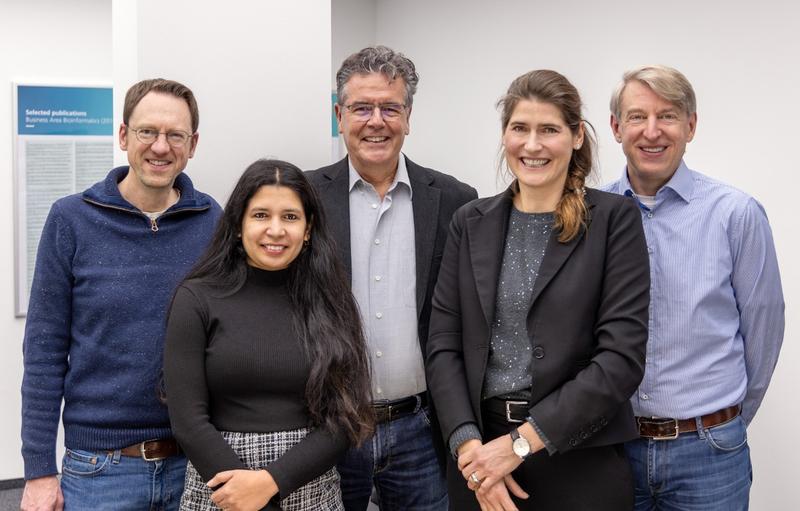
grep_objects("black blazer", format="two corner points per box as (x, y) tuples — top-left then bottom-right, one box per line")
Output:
(426, 187), (649, 453)
(306, 156), (478, 360)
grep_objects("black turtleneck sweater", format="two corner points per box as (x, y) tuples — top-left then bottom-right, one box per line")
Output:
(164, 267), (348, 498)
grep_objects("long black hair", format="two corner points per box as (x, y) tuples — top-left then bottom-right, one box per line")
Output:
(185, 159), (373, 443)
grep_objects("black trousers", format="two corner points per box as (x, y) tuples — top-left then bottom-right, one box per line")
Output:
(447, 404), (634, 511)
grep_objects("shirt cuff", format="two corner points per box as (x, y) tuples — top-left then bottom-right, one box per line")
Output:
(448, 423), (482, 459)
(527, 416), (557, 455)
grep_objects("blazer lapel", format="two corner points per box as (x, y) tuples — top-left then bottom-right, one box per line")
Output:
(528, 198), (595, 307)
(408, 158), (440, 315)
(317, 158), (352, 279)
(466, 190), (513, 330)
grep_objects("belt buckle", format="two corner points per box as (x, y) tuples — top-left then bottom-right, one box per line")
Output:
(505, 400), (527, 424)
(140, 439), (167, 461)
(638, 417), (679, 440)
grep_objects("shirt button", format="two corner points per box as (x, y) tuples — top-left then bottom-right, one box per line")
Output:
(371, 203), (378, 209)
(375, 275), (382, 281)
(647, 212), (653, 218)
(376, 388), (382, 395)
(376, 312), (383, 319)
(376, 351), (383, 358)
(374, 239), (381, 245)
(641, 393), (649, 400)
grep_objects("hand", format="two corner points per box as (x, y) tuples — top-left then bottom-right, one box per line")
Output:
(458, 433), (521, 492)
(457, 438), (483, 459)
(21, 475), (64, 511)
(460, 423), (543, 492)
(458, 439), (484, 491)
(475, 475), (529, 511)
(208, 469), (278, 511)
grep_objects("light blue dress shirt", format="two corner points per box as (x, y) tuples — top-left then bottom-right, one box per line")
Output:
(603, 162), (784, 424)
(348, 156), (425, 401)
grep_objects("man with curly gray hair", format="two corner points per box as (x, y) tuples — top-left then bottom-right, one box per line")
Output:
(308, 46), (477, 510)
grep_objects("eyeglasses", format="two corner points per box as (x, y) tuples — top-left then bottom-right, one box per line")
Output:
(343, 103), (407, 121)
(623, 112), (683, 126)
(128, 127), (193, 147)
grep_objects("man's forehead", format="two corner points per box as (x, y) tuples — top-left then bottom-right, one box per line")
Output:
(620, 82), (679, 112)
(129, 92), (192, 121)
(345, 73), (405, 93)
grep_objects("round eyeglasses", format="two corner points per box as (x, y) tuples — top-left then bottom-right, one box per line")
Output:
(128, 127), (193, 147)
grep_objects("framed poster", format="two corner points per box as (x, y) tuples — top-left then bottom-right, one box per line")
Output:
(13, 83), (114, 316)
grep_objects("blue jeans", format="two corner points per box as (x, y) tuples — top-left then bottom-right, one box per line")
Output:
(625, 415), (752, 511)
(338, 404), (447, 511)
(60, 448), (186, 510)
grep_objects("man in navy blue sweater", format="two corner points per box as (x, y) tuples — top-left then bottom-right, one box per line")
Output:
(20, 79), (222, 511)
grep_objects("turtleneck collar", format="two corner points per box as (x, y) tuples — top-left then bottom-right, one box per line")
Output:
(247, 265), (290, 286)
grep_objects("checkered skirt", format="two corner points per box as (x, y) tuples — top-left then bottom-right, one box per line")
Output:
(180, 428), (343, 511)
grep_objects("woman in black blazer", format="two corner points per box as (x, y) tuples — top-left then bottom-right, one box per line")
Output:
(426, 70), (650, 510)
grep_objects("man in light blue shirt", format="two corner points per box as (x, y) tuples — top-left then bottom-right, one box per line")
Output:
(604, 65), (784, 510)
(307, 46), (477, 510)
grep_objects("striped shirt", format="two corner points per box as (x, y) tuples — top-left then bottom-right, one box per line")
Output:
(603, 161), (784, 424)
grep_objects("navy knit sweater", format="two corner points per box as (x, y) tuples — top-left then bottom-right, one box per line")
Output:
(21, 166), (222, 480)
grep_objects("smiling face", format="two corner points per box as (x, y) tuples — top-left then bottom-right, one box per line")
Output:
(336, 72), (410, 176)
(503, 99), (583, 207)
(611, 80), (697, 195)
(241, 185), (310, 272)
(119, 92), (198, 195)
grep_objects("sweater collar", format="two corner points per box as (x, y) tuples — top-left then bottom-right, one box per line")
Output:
(247, 265), (290, 286)
(83, 166), (213, 212)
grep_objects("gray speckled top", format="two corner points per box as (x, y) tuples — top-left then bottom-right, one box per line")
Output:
(483, 208), (553, 399)
(447, 207), (554, 456)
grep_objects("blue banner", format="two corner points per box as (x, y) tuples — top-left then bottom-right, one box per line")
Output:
(17, 85), (113, 136)
(332, 91), (339, 137)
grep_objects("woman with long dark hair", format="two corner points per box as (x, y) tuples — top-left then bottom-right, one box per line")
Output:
(164, 159), (373, 511)
(426, 70), (650, 510)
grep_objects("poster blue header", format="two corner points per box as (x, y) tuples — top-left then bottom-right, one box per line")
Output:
(331, 91), (339, 138)
(17, 85), (113, 136)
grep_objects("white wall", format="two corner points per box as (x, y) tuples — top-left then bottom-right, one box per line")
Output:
(0, 0), (112, 480)
(332, 0), (376, 87)
(373, 0), (798, 508)
(129, 0), (333, 204)
(331, 0), (377, 160)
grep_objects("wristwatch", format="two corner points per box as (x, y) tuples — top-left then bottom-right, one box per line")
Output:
(510, 428), (532, 460)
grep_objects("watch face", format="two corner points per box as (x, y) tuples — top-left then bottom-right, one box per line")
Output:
(512, 437), (531, 458)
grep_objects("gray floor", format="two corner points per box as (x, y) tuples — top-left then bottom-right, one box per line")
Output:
(0, 486), (22, 511)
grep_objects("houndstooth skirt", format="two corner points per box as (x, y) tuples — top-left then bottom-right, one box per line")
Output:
(180, 428), (344, 511)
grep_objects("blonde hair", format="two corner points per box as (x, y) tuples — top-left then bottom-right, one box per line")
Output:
(610, 65), (696, 119)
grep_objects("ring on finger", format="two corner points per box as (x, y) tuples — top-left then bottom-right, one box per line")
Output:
(470, 471), (481, 484)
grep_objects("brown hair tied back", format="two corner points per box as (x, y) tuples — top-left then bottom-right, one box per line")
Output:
(498, 70), (597, 243)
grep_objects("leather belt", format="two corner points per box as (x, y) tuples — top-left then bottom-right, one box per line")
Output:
(373, 393), (426, 423)
(118, 438), (180, 461)
(484, 397), (530, 424)
(636, 405), (741, 440)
